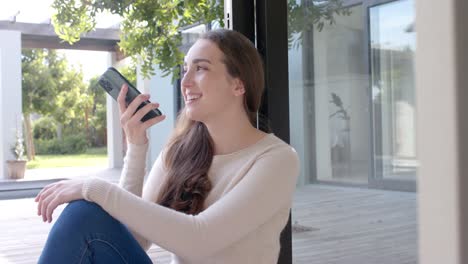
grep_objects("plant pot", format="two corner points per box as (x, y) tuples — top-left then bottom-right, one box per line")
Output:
(6, 160), (27, 179)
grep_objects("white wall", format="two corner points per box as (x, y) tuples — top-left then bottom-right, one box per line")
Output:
(0, 31), (22, 179)
(417, 0), (468, 263)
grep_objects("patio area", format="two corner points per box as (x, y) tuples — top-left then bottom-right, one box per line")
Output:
(0, 171), (417, 264)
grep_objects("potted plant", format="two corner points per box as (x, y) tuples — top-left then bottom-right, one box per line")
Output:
(6, 129), (27, 179)
(329, 92), (351, 177)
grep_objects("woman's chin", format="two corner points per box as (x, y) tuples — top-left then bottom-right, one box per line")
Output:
(185, 109), (203, 122)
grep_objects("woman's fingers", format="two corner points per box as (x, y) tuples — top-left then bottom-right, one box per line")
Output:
(120, 94), (151, 124)
(130, 102), (160, 123)
(37, 183), (59, 216)
(40, 193), (56, 222)
(45, 195), (64, 223)
(116, 86), (165, 145)
(142, 114), (167, 130)
(35, 180), (84, 223)
(35, 183), (53, 202)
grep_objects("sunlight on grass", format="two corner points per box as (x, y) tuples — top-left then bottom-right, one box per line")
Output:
(27, 147), (107, 169)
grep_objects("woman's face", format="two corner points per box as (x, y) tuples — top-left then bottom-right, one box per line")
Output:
(181, 39), (244, 123)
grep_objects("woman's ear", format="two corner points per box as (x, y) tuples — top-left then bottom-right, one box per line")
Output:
(232, 78), (246, 97)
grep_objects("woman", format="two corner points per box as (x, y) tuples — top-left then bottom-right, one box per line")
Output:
(36, 29), (299, 264)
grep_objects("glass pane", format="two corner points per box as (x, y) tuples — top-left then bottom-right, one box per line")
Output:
(314, 5), (369, 184)
(370, 0), (417, 180)
(288, 1), (418, 263)
(288, 3), (369, 185)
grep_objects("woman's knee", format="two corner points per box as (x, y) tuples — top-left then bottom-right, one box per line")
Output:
(40, 201), (126, 264)
(62, 200), (107, 221)
(52, 200), (116, 235)
(64, 200), (106, 218)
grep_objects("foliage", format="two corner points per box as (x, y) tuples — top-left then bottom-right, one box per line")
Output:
(23, 48), (111, 153)
(22, 49), (90, 159)
(51, 0), (349, 78)
(35, 134), (89, 155)
(22, 49), (87, 126)
(22, 49), (65, 115)
(288, 0), (351, 49)
(51, 0), (224, 78)
(54, 69), (88, 126)
(86, 75), (106, 146)
(88, 75), (106, 107)
(118, 64), (137, 85)
(33, 117), (57, 140)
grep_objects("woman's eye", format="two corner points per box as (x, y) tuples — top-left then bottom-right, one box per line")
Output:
(182, 66), (206, 75)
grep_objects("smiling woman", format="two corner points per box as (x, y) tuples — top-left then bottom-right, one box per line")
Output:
(35, 29), (300, 264)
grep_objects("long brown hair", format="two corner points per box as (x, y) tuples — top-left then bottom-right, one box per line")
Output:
(156, 29), (265, 215)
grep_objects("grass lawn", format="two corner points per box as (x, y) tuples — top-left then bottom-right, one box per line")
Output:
(27, 147), (108, 169)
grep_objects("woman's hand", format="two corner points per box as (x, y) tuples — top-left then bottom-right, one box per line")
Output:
(35, 179), (85, 223)
(118, 84), (166, 145)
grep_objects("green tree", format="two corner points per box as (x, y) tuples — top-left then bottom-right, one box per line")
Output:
(86, 75), (107, 146)
(51, 0), (223, 78)
(118, 64), (137, 86)
(52, 69), (88, 140)
(22, 49), (90, 159)
(22, 49), (67, 159)
(51, 0), (348, 78)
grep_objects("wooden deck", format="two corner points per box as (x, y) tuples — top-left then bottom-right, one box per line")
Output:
(292, 185), (417, 264)
(0, 184), (417, 264)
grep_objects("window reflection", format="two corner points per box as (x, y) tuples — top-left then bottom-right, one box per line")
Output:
(370, 0), (417, 180)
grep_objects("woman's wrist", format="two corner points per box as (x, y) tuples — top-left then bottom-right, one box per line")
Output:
(126, 141), (149, 156)
(127, 137), (148, 146)
(82, 178), (111, 202)
(82, 178), (97, 202)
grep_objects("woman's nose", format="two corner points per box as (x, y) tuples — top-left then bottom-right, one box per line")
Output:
(181, 70), (194, 88)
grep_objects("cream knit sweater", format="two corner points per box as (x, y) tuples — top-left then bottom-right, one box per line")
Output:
(82, 133), (299, 264)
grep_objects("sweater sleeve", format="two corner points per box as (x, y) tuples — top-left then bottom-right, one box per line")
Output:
(118, 143), (149, 196)
(82, 146), (300, 260)
(133, 151), (169, 250)
(117, 143), (167, 250)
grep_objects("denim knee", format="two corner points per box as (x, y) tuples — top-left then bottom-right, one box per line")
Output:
(66, 199), (105, 219)
(51, 200), (114, 238)
(40, 200), (152, 264)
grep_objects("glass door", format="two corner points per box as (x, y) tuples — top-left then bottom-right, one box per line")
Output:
(297, 4), (371, 186)
(369, 0), (417, 189)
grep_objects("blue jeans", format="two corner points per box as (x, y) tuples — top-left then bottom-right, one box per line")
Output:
(38, 200), (153, 264)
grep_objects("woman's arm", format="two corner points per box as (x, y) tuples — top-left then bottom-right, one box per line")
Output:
(82, 146), (300, 260)
(121, 149), (168, 250)
(115, 142), (149, 248)
(118, 143), (149, 196)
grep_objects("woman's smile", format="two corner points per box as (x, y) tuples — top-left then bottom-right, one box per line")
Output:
(185, 93), (203, 104)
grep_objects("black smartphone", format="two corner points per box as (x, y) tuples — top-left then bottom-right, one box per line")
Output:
(98, 67), (162, 122)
